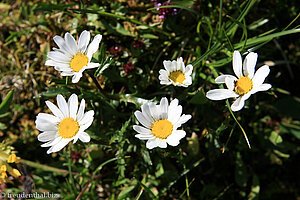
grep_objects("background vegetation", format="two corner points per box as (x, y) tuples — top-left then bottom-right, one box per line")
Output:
(0, 0), (300, 199)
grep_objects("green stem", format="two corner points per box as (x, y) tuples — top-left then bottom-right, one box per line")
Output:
(21, 159), (68, 174)
(225, 100), (251, 149)
(68, 147), (77, 194)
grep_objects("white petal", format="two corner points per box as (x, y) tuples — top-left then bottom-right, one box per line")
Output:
(160, 97), (168, 119)
(45, 101), (64, 119)
(45, 60), (70, 68)
(252, 83), (272, 94)
(233, 51), (243, 78)
(231, 97), (245, 112)
(68, 94), (78, 120)
(174, 114), (191, 128)
(163, 60), (173, 72)
(72, 135), (79, 144)
(133, 125), (151, 135)
(38, 131), (57, 142)
(183, 76), (192, 86)
(53, 35), (73, 57)
(146, 139), (158, 149)
(176, 57), (184, 71)
(134, 111), (152, 129)
(36, 122), (57, 132)
(78, 30), (90, 53)
(54, 66), (73, 72)
(252, 65), (270, 88)
(185, 64), (193, 76)
(168, 105), (182, 125)
(160, 80), (171, 85)
(57, 94), (69, 118)
(41, 137), (62, 147)
(135, 134), (155, 140)
(47, 51), (71, 63)
(149, 103), (160, 121)
(171, 60), (177, 71)
(86, 34), (102, 60)
(48, 138), (70, 154)
(141, 104), (154, 124)
(72, 73), (83, 83)
(206, 89), (239, 100)
(61, 71), (75, 76)
(65, 32), (78, 55)
(77, 99), (85, 121)
(36, 113), (59, 124)
(86, 62), (100, 69)
(167, 130), (186, 146)
(159, 69), (168, 76)
(225, 77), (235, 91)
(78, 132), (90, 143)
(215, 75), (237, 83)
(79, 110), (94, 126)
(243, 52), (257, 79)
(159, 74), (168, 81)
(157, 139), (167, 148)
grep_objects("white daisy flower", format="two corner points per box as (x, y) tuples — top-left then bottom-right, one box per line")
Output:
(159, 57), (193, 87)
(35, 94), (94, 154)
(45, 30), (102, 83)
(206, 50), (272, 112)
(133, 97), (192, 149)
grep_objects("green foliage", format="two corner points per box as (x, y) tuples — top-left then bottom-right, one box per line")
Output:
(0, 0), (300, 199)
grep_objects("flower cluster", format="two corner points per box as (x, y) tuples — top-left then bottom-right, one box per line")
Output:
(152, 0), (178, 19)
(0, 153), (21, 184)
(35, 30), (272, 154)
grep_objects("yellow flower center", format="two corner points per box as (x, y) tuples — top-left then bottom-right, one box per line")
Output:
(151, 119), (173, 139)
(235, 76), (253, 95)
(70, 53), (89, 72)
(169, 71), (185, 84)
(58, 118), (79, 139)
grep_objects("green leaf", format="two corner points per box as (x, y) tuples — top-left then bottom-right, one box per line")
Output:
(140, 34), (159, 39)
(189, 88), (208, 105)
(0, 122), (7, 130)
(38, 87), (70, 98)
(0, 90), (14, 115)
(280, 121), (300, 140)
(269, 131), (283, 145)
(234, 28), (300, 49)
(118, 185), (135, 199)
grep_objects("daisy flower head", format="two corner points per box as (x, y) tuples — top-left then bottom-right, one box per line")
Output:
(133, 97), (192, 149)
(159, 57), (193, 87)
(45, 30), (102, 83)
(35, 94), (94, 154)
(206, 50), (272, 112)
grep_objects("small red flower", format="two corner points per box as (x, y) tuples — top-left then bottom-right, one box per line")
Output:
(132, 40), (144, 49)
(109, 46), (122, 57)
(71, 152), (82, 162)
(123, 62), (134, 74)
